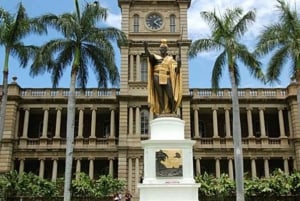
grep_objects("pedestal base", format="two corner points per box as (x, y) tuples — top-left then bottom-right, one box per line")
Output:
(138, 183), (199, 201)
(139, 117), (199, 201)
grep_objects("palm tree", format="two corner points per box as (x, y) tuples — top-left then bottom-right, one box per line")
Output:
(189, 8), (264, 201)
(30, 1), (126, 201)
(0, 3), (45, 143)
(255, 0), (300, 120)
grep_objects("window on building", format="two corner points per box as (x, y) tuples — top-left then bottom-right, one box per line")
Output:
(170, 14), (176, 32)
(133, 14), (139, 32)
(141, 109), (149, 135)
(141, 56), (148, 82)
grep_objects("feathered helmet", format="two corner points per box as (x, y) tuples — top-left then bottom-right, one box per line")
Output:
(160, 39), (168, 48)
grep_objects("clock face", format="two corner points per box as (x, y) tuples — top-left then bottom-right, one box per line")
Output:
(146, 13), (163, 30)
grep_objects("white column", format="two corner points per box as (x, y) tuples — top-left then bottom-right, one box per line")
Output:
(129, 107), (133, 135)
(128, 158), (133, 192)
(135, 106), (141, 135)
(42, 108), (49, 138)
(259, 108), (266, 137)
(19, 159), (25, 173)
(247, 107), (254, 137)
(212, 107), (219, 137)
(251, 158), (257, 178)
(149, 111), (153, 135)
(283, 157), (289, 175)
(52, 159), (58, 181)
(22, 108), (30, 138)
(110, 108), (115, 138)
(215, 158), (220, 178)
(278, 108), (285, 137)
(195, 158), (201, 176)
(228, 158), (234, 180)
(225, 107), (231, 137)
(109, 158), (114, 176)
(288, 110), (293, 137)
(264, 158), (270, 178)
(193, 107), (199, 138)
(77, 108), (84, 138)
(135, 157), (140, 194)
(89, 158), (94, 179)
(136, 54), (141, 81)
(90, 108), (97, 138)
(76, 159), (81, 179)
(54, 107), (62, 138)
(130, 55), (134, 81)
(39, 159), (45, 178)
(14, 110), (20, 138)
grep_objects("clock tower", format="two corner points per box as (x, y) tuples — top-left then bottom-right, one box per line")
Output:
(117, 0), (192, 195)
(118, 0), (191, 95)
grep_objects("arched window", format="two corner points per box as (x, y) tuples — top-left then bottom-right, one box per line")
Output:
(140, 56), (148, 82)
(170, 14), (176, 32)
(141, 109), (149, 135)
(133, 14), (139, 32)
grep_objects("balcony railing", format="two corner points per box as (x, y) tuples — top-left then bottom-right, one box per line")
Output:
(194, 136), (290, 149)
(16, 136), (290, 150)
(19, 88), (119, 98)
(17, 137), (113, 148)
(190, 88), (287, 99)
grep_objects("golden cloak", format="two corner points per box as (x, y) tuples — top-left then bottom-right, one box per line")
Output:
(147, 53), (182, 114)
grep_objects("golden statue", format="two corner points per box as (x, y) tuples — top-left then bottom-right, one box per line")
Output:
(144, 39), (182, 115)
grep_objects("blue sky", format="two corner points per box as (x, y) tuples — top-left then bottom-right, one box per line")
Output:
(0, 0), (298, 89)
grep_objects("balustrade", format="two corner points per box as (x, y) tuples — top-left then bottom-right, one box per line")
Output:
(191, 88), (287, 99)
(16, 136), (113, 148)
(19, 88), (118, 98)
(193, 137), (288, 148)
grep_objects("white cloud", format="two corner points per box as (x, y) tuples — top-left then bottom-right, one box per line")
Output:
(188, 0), (300, 40)
(106, 12), (122, 29)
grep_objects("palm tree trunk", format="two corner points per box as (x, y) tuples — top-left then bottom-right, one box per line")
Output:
(229, 69), (245, 201)
(0, 48), (10, 143)
(63, 68), (77, 201)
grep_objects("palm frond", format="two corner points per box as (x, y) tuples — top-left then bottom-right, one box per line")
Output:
(290, 56), (297, 80)
(10, 3), (30, 42)
(236, 43), (264, 82)
(266, 45), (290, 83)
(83, 43), (119, 87)
(0, 7), (9, 19)
(51, 62), (66, 88)
(10, 43), (39, 67)
(255, 24), (285, 57)
(255, 0), (300, 85)
(276, 0), (298, 32)
(188, 39), (221, 58)
(30, 39), (71, 77)
(201, 10), (226, 36)
(80, 2), (107, 29)
(211, 51), (226, 90)
(233, 10), (255, 38)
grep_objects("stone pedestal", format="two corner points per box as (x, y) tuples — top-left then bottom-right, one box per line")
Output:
(138, 117), (199, 201)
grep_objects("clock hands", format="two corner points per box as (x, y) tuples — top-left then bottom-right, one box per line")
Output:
(153, 18), (161, 26)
